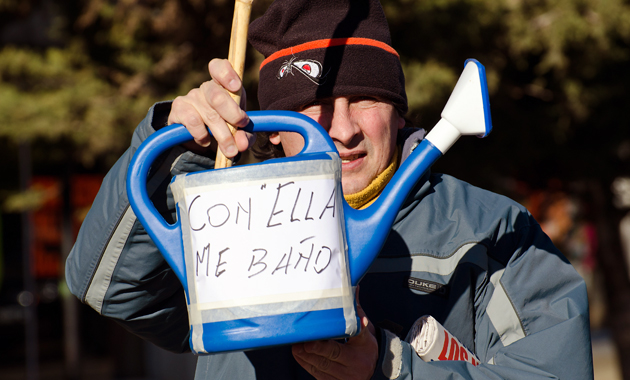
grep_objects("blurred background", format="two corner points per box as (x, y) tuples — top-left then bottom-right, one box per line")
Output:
(0, 0), (629, 378)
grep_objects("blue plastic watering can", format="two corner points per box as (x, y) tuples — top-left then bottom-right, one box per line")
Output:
(126, 59), (492, 354)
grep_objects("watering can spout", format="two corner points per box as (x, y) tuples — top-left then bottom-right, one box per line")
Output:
(344, 59), (492, 285)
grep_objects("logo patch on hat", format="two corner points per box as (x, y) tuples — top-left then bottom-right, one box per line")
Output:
(277, 57), (325, 85)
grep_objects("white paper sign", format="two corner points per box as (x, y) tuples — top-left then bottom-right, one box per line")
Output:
(182, 175), (345, 309)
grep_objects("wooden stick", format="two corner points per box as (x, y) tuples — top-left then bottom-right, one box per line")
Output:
(214, 0), (254, 169)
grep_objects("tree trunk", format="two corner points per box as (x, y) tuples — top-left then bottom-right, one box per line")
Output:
(591, 179), (630, 379)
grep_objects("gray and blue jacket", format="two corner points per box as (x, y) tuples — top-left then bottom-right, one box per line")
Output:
(66, 102), (594, 379)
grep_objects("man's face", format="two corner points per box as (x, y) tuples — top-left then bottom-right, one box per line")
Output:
(270, 96), (405, 194)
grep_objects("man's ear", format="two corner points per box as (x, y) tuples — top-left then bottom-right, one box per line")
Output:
(269, 132), (282, 145)
(397, 114), (406, 130)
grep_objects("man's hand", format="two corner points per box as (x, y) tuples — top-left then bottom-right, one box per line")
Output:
(167, 58), (254, 157)
(292, 291), (379, 380)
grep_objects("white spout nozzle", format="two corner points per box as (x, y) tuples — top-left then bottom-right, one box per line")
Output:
(425, 59), (492, 154)
(425, 118), (462, 153)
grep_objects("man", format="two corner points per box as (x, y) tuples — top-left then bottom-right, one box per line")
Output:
(66, 0), (594, 379)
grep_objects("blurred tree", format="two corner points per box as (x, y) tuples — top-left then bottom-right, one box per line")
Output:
(384, 0), (630, 376)
(1, 0), (630, 376)
(0, 0), (272, 174)
(387, 0), (630, 185)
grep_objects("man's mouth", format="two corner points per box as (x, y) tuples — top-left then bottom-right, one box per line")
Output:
(340, 153), (366, 164)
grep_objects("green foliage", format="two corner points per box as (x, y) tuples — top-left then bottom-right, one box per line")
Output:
(0, 42), (155, 166)
(0, 0), (271, 169)
(403, 60), (458, 114)
(0, 0), (628, 188)
(2, 186), (49, 213)
(381, 0), (630, 189)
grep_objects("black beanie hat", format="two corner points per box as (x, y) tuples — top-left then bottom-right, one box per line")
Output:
(248, 0), (408, 114)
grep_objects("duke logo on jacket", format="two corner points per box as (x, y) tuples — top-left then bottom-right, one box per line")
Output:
(406, 315), (480, 366)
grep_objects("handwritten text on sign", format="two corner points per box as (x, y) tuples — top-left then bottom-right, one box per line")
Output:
(183, 176), (345, 307)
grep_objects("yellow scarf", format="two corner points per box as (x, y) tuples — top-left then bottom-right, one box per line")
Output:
(344, 146), (399, 210)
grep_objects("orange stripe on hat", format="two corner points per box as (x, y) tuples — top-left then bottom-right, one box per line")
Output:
(260, 37), (399, 70)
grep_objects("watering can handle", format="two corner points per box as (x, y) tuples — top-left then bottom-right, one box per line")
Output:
(126, 111), (337, 284)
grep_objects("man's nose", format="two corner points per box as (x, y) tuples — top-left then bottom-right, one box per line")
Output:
(328, 99), (359, 146)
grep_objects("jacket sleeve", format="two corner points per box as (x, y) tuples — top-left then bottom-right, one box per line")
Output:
(371, 215), (593, 380)
(65, 101), (193, 353)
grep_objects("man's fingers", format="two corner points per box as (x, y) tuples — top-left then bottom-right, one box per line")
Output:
(292, 343), (345, 380)
(168, 94), (212, 147)
(303, 340), (342, 361)
(291, 289), (378, 380)
(200, 80), (249, 128)
(167, 59), (250, 154)
(169, 82), (250, 156)
(234, 129), (256, 153)
(208, 58), (242, 94)
(197, 80), (249, 157)
(193, 95), (236, 156)
(346, 316), (375, 349)
(293, 355), (338, 380)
